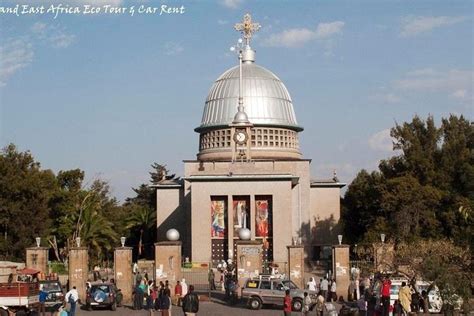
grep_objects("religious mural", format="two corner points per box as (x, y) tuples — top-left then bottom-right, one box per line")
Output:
(255, 197), (271, 237)
(233, 196), (250, 235)
(211, 197), (226, 238)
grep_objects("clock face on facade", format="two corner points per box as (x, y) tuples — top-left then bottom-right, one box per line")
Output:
(233, 130), (248, 145)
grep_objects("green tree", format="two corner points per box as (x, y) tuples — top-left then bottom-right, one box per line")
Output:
(343, 114), (473, 246)
(0, 144), (57, 260)
(125, 206), (156, 258)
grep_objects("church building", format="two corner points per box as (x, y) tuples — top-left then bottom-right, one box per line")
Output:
(155, 14), (345, 268)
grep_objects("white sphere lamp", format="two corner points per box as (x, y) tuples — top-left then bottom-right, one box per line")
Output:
(239, 228), (251, 240)
(166, 229), (180, 241)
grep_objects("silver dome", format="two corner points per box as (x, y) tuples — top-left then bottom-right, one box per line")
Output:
(195, 63), (303, 132)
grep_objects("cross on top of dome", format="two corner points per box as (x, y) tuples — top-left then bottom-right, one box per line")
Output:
(234, 13), (261, 47)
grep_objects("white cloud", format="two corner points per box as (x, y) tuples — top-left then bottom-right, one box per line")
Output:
(263, 21), (345, 48)
(163, 42), (184, 56)
(451, 89), (467, 99)
(31, 22), (75, 48)
(368, 129), (393, 152)
(0, 39), (34, 87)
(315, 21), (345, 39)
(400, 16), (467, 37)
(220, 0), (243, 9)
(394, 69), (473, 96)
(369, 93), (401, 104)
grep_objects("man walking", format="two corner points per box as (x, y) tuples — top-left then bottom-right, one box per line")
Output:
(283, 289), (292, 316)
(320, 277), (329, 301)
(65, 286), (79, 316)
(182, 285), (199, 315)
(381, 277), (391, 316)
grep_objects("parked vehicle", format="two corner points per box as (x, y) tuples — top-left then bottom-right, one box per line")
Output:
(372, 276), (443, 314)
(241, 275), (318, 311)
(0, 268), (40, 316)
(39, 279), (64, 312)
(85, 283), (117, 311)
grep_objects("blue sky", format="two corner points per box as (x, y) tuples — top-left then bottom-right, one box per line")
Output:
(1, 0), (472, 201)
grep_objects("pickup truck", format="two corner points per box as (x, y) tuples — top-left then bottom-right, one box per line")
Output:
(0, 268), (40, 316)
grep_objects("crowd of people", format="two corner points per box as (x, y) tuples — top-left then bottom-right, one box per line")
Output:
(131, 271), (199, 315)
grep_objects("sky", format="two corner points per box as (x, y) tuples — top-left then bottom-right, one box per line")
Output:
(0, 0), (472, 202)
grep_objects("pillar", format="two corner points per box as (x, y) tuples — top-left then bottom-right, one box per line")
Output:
(287, 245), (305, 289)
(68, 247), (88, 302)
(114, 247), (133, 304)
(332, 245), (350, 301)
(236, 240), (262, 288)
(374, 243), (395, 272)
(155, 241), (182, 293)
(26, 247), (49, 275)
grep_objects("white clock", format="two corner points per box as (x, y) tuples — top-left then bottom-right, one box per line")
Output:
(233, 130), (248, 145)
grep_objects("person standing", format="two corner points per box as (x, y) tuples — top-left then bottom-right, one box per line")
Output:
(159, 288), (171, 316)
(174, 280), (183, 306)
(357, 294), (367, 316)
(283, 289), (292, 316)
(421, 290), (429, 314)
(38, 284), (48, 316)
(330, 279), (337, 302)
(303, 292), (312, 316)
(182, 285), (199, 316)
(381, 277), (391, 316)
(320, 277), (329, 301)
(315, 293), (325, 316)
(181, 279), (188, 297)
(208, 269), (216, 291)
(398, 282), (412, 315)
(307, 277), (317, 292)
(64, 286), (79, 316)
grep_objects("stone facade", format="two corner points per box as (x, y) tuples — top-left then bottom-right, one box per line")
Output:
(154, 242), (182, 292)
(26, 247), (49, 274)
(68, 247), (88, 302)
(114, 247), (133, 303)
(156, 159), (345, 267)
(235, 241), (263, 285)
(332, 245), (350, 300)
(287, 245), (305, 289)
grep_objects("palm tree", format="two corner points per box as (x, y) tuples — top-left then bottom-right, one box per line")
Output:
(126, 206), (156, 257)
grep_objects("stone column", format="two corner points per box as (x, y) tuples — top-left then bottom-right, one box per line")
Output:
(26, 247), (49, 275)
(374, 243), (395, 272)
(332, 245), (350, 301)
(114, 247), (132, 304)
(69, 247), (88, 302)
(236, 240), (262, 289)
(155, 241), (182, 293)
(287, 245), (305, 289)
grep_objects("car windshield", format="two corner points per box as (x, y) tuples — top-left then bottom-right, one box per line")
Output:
(282, 280), (298, 290)
(92, 285), (110, 293)
(41, 282), (61, 292)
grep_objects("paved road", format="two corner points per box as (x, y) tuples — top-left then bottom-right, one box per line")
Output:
(76, 301), (287, 316)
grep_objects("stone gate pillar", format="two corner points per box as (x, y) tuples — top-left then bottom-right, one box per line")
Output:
(155, 241), (182, 293)
(332, 244), (350, 301)
(114, 246), (132, 304)
(236, 240), (262, 289)
(69, 247), (88, 302)
(287, 245), (305, 289)
(26, 246), (49, 275)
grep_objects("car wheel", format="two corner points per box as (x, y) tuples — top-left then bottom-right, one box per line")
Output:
(292, 298), (303, 312)
(248, 297), (262, 310)
(0, 309), (8, 316)
(15, 310), (27, 316)
(110, 302), (117, 311)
